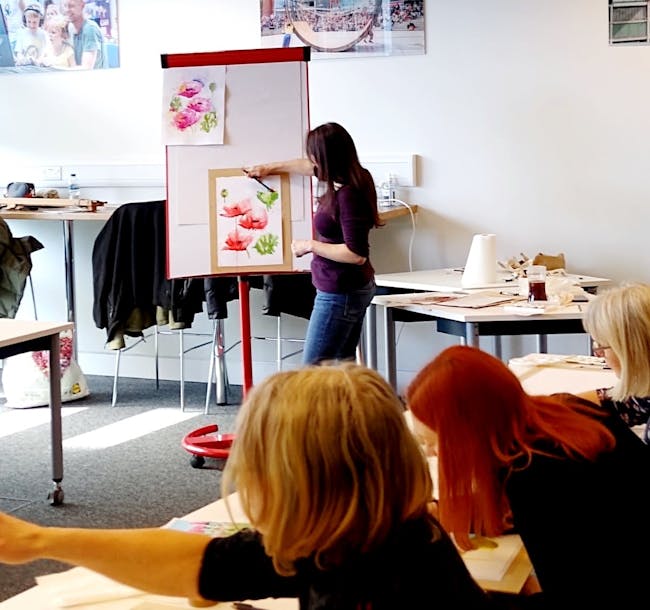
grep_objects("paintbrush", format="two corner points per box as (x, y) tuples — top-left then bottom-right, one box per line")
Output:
(242, 169), (275, 193)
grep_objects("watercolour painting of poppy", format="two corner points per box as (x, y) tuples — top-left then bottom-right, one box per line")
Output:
(209, 169), (293, 274)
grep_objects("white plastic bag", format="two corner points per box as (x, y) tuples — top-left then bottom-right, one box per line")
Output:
(1, 331), (89, 409)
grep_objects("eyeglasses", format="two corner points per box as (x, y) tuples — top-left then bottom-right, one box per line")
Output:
(592, 341), (610, 357)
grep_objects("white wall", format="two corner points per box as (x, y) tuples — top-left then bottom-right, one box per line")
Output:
(2, 0), (649, 394)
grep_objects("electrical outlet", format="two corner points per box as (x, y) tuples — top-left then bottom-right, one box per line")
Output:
(41, 166), (62, 181)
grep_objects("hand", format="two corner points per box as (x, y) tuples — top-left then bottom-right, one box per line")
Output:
(0, 512), (43, 564)
(291, 239), (312, 257)
(243, 164), (272, 178)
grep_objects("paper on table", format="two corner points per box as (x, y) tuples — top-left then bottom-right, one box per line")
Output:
(436, 292), (524, 309)
(378, 292), (464, 307)
(509, 353), (608, 369)
(35, 567), (144, 607)
(461, 534), (523, 582)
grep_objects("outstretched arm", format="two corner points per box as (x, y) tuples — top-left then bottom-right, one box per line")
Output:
(0, 512), (211, 601)
(244, 158), (314, 177)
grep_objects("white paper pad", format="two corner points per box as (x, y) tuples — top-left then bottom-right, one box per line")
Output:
(462, 534), (523, 582)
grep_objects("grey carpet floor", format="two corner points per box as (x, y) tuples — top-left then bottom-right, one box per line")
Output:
(0, 374), (243, 602)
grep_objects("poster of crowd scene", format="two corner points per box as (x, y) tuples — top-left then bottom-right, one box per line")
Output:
(260, 0), (424, 57)
(0, 0), (119, 73)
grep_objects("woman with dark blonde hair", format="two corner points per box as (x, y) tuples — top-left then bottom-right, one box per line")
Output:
(580, 282), (650, 443)
(406, 345), (649, 609)
(245, 122), (382, 365)
(0, 363), (495, 609)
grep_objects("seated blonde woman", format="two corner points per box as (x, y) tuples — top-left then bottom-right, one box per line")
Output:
(580, 282), (650, 443)
(0, 363), (495, 609)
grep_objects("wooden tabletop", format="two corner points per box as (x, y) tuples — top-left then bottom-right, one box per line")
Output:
(1, 203), (415, 223)
(378, 203), (418, 221)
(0, 319), (73, 348)
(0, 206), (117, 222)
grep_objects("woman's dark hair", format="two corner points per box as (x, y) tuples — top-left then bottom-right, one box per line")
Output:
(306, 122), (383, 227)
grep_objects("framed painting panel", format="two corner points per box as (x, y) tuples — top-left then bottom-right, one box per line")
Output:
(209, 169), (293, 275)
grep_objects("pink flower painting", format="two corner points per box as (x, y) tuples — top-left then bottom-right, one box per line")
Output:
(187, 97), (213, 113)
(168, 78), (218, 134)
(173, 108), (200, 131)
(222, 228), (254, 252)
(163, 67), (224, 145)
(216, 176), (282, 267)
(238, 207), (268, 230)
(220, 198), (252, 217)
(177, 79), (204, 98)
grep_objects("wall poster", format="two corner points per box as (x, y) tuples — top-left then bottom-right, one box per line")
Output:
(260, 0), (425, 58)
(209, 169), (293, 274)
(0, 0), (119, 74)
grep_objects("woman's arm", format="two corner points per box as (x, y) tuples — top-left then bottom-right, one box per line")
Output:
(244, 158), (314, 178)
(0, 512), (211, 601)
(292, 239), (366, 265)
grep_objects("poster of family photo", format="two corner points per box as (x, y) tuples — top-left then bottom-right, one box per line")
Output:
(0, 0), (119, 73)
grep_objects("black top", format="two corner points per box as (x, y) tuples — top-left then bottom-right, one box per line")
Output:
(199, 515), (497, 610)
(311, 185), (375, 294)
(506, 396), (650, 608)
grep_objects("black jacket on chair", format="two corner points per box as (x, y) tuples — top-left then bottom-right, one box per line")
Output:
(0, 217), (43, 318)
(92, 201), (204, 346)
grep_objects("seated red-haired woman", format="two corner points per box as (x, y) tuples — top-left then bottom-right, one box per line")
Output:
(407, 345), (649, 610)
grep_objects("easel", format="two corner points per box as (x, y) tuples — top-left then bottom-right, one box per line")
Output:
(162, 47), (312, 396)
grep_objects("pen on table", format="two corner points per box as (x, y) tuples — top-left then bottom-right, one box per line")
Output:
(242, 169), (275, 193)
(232, 603), (268, 610)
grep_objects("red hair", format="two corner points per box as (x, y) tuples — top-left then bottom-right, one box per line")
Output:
(406, 345), (616, 550)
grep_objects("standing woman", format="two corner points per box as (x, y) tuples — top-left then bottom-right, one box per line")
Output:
(246, 122), (382, 365)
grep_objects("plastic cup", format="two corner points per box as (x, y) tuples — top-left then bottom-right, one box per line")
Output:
(527, 265), (547, 302)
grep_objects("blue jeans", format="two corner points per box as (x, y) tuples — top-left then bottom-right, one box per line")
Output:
(302, 281), (376, 365)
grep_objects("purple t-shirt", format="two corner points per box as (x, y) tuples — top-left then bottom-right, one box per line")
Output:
(310, 185), (375, 293)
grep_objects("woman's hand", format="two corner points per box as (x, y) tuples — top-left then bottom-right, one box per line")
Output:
(243, 164), (273, 178)
(291, 239), (313, 257)
(244, 158), (314, 178)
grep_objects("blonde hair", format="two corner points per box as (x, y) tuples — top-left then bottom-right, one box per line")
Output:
(222, 363), (433, 575)
(583, 283), (650, 400)
(45, 14), (69, 37)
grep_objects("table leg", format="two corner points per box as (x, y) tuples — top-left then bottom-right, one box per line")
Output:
(47, 332), (64, 505)
(383, 306), (397, 389)
(536, 334), (548, 353)
(365, 303), (377, 370)
(62, 220), (77, 360)
(238, 277), (253, 396)
(465, 323), (480, 347)
(494, 336), (502, 360)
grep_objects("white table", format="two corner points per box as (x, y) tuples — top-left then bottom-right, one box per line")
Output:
(1, 207), (115, 360)
(0, 319), (74, 505)
(374, 293), (596, 389)
(374, 268), (612, 293)
(364, 268), (612, 383)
